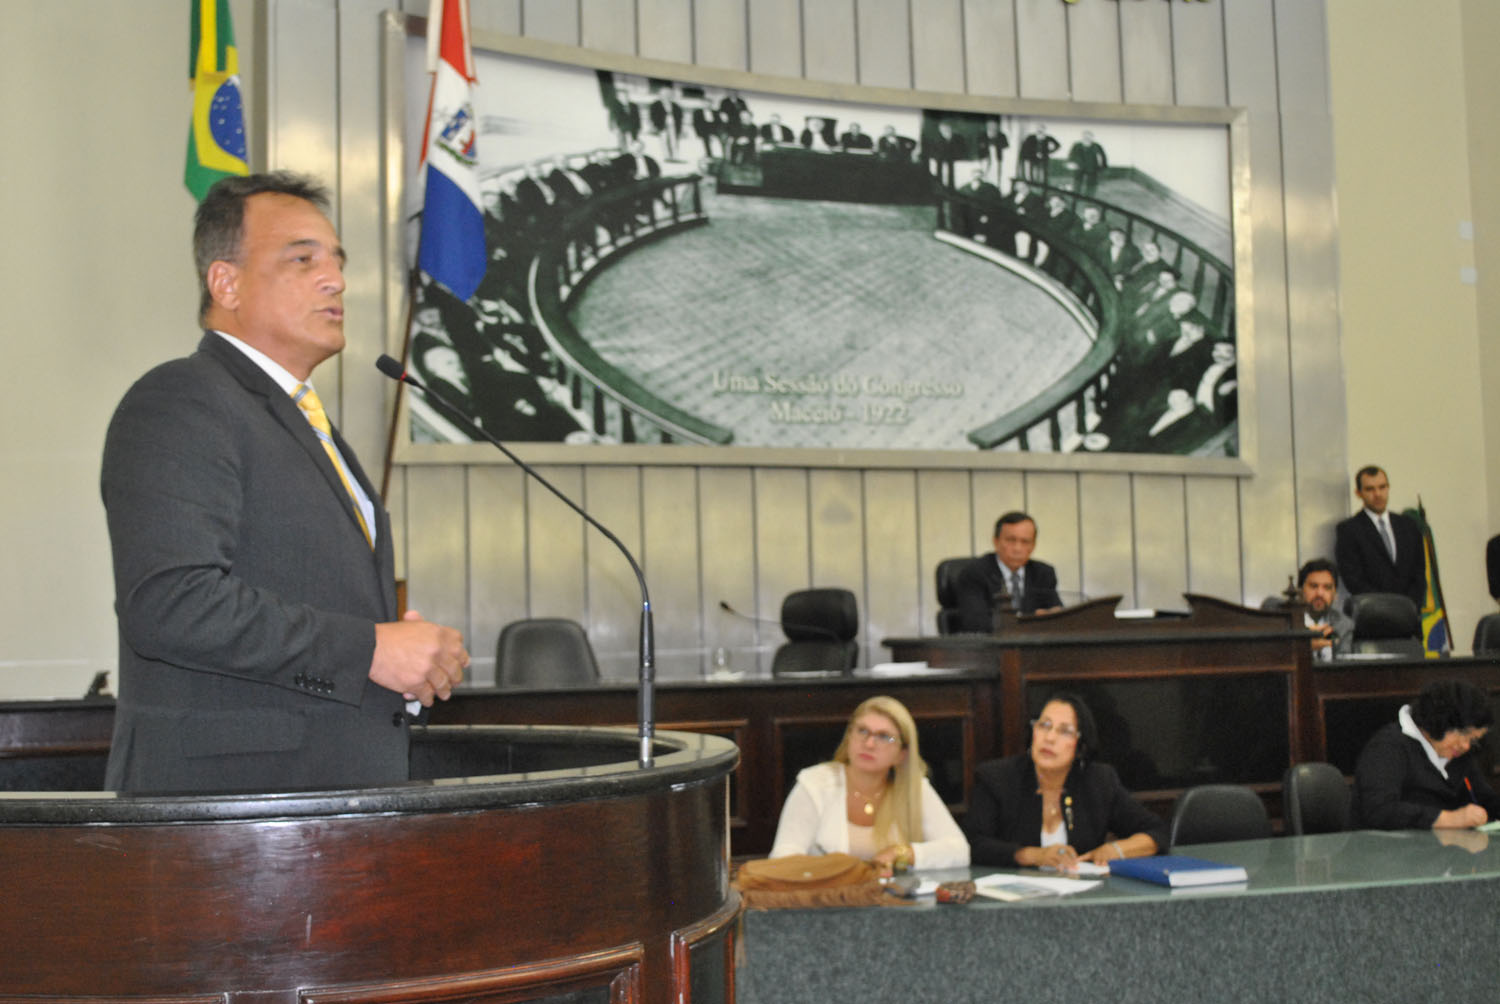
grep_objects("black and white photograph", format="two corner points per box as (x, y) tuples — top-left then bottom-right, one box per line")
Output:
(395, 32), (1240, 460)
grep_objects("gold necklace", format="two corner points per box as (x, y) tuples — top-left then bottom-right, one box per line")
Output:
(848, 782), (886, 816)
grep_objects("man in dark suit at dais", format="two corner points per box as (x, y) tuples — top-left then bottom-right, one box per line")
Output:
(100, 172), (469, 795)
(954, 512), (1065, 633)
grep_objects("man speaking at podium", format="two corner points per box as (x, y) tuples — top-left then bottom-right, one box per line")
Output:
(954, 512), (1064, 633)
(100, 173), (469, 795)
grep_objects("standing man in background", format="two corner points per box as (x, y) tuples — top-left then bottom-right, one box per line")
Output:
(954, 512), (1064, 632)
(1334, 466), (1426, 610)
(101, 172), (468, 795)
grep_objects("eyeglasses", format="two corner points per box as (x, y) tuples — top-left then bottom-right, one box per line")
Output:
(1031, 718), (1079, 739)
(853, 725), (902, 746)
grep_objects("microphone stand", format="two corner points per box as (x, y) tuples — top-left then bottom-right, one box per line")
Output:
(376, 354), (656, 768)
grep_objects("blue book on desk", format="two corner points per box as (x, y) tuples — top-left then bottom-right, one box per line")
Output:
(1108, 855), (1248, 888)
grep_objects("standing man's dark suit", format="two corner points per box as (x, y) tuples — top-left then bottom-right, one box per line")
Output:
(102, 335), (405, 793)
(101, 173), (467, 795)
(1336, 508), (1426, 609)
(954, 556), (1062, 633)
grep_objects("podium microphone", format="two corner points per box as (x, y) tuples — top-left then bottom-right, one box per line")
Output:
(376, 354), (656, 768)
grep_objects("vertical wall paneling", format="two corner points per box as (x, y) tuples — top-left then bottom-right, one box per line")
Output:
(752, 467), (813, 640)
(637, 0), (695, 63)
(961, 0), (1017, 99)
(521, 0), (581, 45)
(909, 0), (965, 95)
(404, 465), (472, 651)
(808, 470), (868, 595)
(1131, 474), (1189, 610)
(467, 466), (530, 685)
(1065, 0), (1123, 105)
(1118, 0), (1174, 107)
(916, 469), (977, 631)
(581, 0), (638, 54)
(1013, 0), (1070, 101)
(581, 466), (645, 678)
(467, 0), (522, 36)
(1273, 1), (1350, 565)
(693, 0), (750, 70)
(389, 468), (409, 582)
(1222, 0), (1302, 603)
(969, 470), (1026, 549)
(525, 465), (590, 619)
(1076, 472), (1133, 607)
(854, 0), (914, 89)
(863, 471), (921, 662)
(337, 0), (396, 469)
(802, 0), (859, 85)
(698, 467), (760, 670)
(746, 0), (803, 77)
(641, 466), (704, 679)
(1184, 476), (1245, 602)
(1169, 0), (1227, 108)
(1026, 472), (1084, 605)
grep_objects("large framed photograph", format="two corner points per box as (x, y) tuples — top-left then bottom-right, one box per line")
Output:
(382, 16), (1252, 472)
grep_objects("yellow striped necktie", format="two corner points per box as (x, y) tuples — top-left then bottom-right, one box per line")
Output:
(292, 383), (373, 548)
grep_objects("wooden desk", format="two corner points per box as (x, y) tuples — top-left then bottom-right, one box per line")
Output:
(9, 598), (1499, 856)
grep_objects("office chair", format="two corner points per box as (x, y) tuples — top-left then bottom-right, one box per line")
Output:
(1473, 613), (1500, 655)
(1348, 592), (1424, 657)
(935, 556), (975, 634)
(495, 618), (601, 687)
(770, 588), (859, 676)
(1167, 784), (1272, 849)
(1281, 762), (1351, 836)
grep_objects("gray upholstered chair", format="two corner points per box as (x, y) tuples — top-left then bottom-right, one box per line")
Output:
(495, 618), (601, 687)
(770, 588), (859, 676)
(1282, 762), (1351, 835)
(1168, 783), (1272, 848)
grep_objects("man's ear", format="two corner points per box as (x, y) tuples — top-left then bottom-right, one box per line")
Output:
(206, 260), (240, 312)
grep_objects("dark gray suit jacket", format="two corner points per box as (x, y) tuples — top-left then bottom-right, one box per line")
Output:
(954, 556), (1062, 633)
(101, 333), (406, 794)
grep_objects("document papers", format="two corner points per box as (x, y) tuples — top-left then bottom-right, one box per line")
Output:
(972, 873), (1101, 901)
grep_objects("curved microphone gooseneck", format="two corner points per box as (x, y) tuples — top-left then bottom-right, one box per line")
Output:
(375, 354), (656, 768)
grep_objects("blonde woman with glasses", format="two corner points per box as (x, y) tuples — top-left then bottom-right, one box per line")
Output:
(769, 695), (969, 874)
(963, 692), (1165, 871)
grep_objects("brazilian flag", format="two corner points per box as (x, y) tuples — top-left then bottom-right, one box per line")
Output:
(1403, 502), (1452, 656)
(185, 0), (248, 201)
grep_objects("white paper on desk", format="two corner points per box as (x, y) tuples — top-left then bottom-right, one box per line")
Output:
(867, 661), (945, 677)
(974, 873), (1101, 897)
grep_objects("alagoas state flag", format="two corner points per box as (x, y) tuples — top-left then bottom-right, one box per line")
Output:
(185, 0), (248, 201)
(416, 0), (487, 301)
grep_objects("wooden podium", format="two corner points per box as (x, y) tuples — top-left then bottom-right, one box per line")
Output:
(0, 726), (738, 1003)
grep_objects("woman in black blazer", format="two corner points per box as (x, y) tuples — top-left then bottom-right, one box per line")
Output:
(963, 692), (1166, 870)
(1354, 679), (1499, 830)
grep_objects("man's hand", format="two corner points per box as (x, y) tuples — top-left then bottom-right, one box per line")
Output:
(370, 610), (469, 706)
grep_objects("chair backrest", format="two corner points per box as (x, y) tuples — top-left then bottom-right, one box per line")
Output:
(935, 556), (974, 634)
(1474, 613), (1500, 655)
(495, 618), (601, 687)
(1167, 784), (1272, 849)
(1349, 592), (1423, 656)
(1281, 762), (1351, 836)
(771, 588), (858, 676)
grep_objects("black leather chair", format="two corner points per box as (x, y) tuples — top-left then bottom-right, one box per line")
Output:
(1281, 762), (1351, 835)
(770, 588), (859, 676)
(1349, 592), (1423, 657)
(935, 556), (975, 634)
(1167, 784), (1272, 849)
(495, 618), (601, 687)
(1473, 613), (1500, 655)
